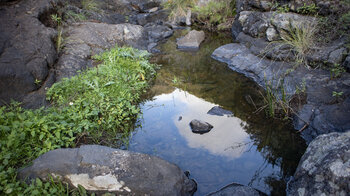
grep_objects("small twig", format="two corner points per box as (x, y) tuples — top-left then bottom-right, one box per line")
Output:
(297, 123), (309, 133)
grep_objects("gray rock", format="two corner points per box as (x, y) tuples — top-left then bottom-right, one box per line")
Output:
(186, 9), (192, 26)
(18, 145), (197, 196)
(207, 106), (233, 116)
(328, 47), (347, 65)
(177, 30), (205, 50)
(266, 27), (279, 42)
(212, 42), (350, 142)
(207, 183), (265, 196)
(190, 119), (213, 134)
(287, 131), (350, 196)
(238, 11), (269, 38)
(145, 24), (174, 43)
(270, 12), (317, 32)
(343, 55), (350, 71)
(55, 22), (147, 81)
(0, 0), (58, 108)
(231, 19), (242, 40)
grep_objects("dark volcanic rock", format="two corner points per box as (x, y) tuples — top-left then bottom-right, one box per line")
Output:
(207, 183), (265, 196)
(212, 42), (350, 142)
(55, 22), (147, 81)
(287, 131), (350, 196)
(207, 106), (233, 116)
(0, 0), (58, 107)
(190, 119), (213, 134)
(19, 145), (197, 196)
(176, 30), (205, 50)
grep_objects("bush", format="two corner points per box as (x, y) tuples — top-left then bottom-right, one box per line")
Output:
(0, 46), (157, 195)
(193, 0), (236, 30)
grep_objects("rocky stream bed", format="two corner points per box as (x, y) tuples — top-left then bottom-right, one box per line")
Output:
(1, 0), (349, 195)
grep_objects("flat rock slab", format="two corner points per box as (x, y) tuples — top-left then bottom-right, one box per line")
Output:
(18, 145), (196, 196)
(56, 22), (147, 81)
(176, 30), (205, 50)
(190, 119), (213, 134)
(287, 131), (350, 196)
(207, 106), (233, 116)
(208, 183), (265, 196)
(212, 41), (350, 143)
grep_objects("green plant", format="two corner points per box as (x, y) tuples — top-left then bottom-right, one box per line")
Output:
(81, 0), (100, 12)
(276, 4), (290, 13)
(259, 78), (291, 119)
(332, 91), (344, 97)
(296, 3), (319, 15)
(56, 28), (64, 53)
(0, 46), (157, 195)
(65, 10), (87, 22)
(330, 63), (346, 79)
(280, 21), (317, 67)
(34, 79), (42, 85)
(51, 14), (62, 26)
(163, 0), (196, 22)
(193, 0), (235, 30)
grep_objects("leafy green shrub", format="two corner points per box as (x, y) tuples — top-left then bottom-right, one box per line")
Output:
(0, 46), (156, 195)
(296, 3), (319, 15)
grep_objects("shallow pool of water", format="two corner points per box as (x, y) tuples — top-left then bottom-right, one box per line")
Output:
(128, 30), (306, 195)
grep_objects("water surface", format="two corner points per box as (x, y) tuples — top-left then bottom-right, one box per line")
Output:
(129, 30), (306, 195)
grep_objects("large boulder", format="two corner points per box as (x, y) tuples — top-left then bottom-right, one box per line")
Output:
(55, 22), (147, 81)
(0, 0), (59, 107)
(287, 131), (350, 196)
(18, 145), (197, 195)
(176, 30), (205, 50)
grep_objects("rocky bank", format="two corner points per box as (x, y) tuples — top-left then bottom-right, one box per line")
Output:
(212, 0), (350, 195)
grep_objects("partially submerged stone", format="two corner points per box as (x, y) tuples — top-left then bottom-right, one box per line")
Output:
(176, 30), (205, 50)
(207, 106), (233, 116)
(287, 131), (350, 196)
(18, 145), (196, 195)
(189, 119), (213, 134)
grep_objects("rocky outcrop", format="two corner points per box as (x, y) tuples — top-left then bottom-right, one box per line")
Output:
(287, 131), (350, 196)
(208, 183), (265, 196)
(55, 22), (147, 81)
(189, 119), (213, 134)
(212, 42), (350, 142)
(0, 0), (59, 108)
(0, 0), (174, 108)
(177, 30), (205, 50)
(19, 145), (197, 195)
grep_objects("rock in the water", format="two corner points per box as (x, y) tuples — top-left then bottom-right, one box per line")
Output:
(176, 30), (205, 50)
(207, 183), (265, 196)
(207, 106), (233, 116)
(18, 145), (196, 196)
(287, 131), (350, 196)
(190, 119), (213, 134)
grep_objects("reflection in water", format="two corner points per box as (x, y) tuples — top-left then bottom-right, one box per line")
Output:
(171, 89), (249, 159)
(129, 30), (306, 195)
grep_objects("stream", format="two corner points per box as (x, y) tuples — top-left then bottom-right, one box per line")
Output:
(128, 30), (307, 195)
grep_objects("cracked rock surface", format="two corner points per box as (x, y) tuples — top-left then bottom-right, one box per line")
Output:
(18, 145), (197, 196)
